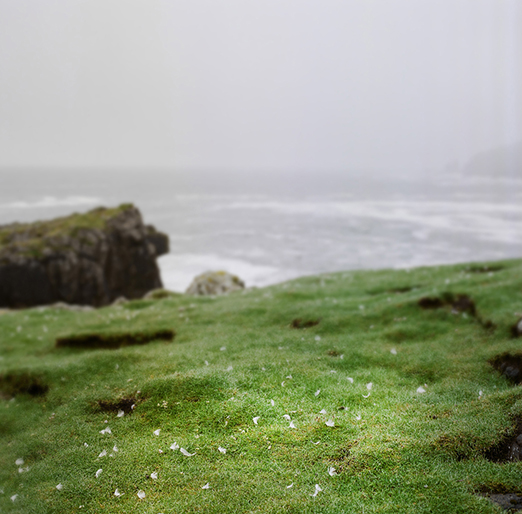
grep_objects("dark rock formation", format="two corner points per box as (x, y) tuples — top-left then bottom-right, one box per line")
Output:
(0, 204), (169, 308)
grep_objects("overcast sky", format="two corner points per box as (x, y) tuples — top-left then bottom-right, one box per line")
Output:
(0, 0), (520, 172)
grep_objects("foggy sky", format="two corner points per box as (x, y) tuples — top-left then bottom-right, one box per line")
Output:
(0, 0), (520, 172)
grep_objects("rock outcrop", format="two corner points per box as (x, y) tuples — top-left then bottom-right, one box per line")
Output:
(185, 270), (245, 296)
(0, 204), (169, 308)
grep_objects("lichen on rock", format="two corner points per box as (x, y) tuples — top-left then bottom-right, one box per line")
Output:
(185, 270), (245, 296)
(0, 204), (169, 308)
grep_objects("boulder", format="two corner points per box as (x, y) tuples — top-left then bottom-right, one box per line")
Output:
(0, 204), (169, 308)
(185, 271), (245, 296)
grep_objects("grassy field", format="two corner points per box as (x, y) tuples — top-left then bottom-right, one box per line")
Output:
(1, 258), (522, 513)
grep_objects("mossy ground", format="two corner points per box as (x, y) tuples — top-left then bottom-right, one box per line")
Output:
(1, 258), (522, 513)
(0, 204), (133, 256)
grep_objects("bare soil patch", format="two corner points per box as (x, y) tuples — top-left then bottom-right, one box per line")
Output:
(466, 265), (504, 273)
(0, 372), (48, 399)
(480, 493), (522, 511)
(489, 353), (522, 385)
(418, 293), (496, 330)
(94, 397), (137, 414)
(290, 318), (321, 329)
(55, 329), (175, 349)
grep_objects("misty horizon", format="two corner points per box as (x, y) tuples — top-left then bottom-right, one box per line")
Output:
(1, 0), (521, 173)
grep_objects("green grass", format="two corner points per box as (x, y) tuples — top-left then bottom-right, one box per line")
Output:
(1, 258), (522, 513)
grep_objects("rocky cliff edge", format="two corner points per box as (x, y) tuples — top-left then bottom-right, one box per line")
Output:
(0, 204), (169, 308)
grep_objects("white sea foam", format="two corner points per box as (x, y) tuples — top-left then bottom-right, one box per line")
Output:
(224, 199), (522, 244)
(3, 196), (102, 210)
(158, 253), (296, 292)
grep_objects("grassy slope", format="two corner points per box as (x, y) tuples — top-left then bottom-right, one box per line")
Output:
(1, 259), (522, 513)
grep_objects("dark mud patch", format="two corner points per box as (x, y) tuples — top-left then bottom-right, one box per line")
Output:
(93, 397), (137, 414)
(327, 350), (342, 357)
(465, 265), (504, 274)
(290, 318), (321, 329)
(511, 318), (522, 338)
(418, 293), (496, 330)
(0, 372), (48, 399)
(489, 353), (522, 385)
(418, 293), (476, 314)
(483, 418), (522, 463)
(388, 285), (420, 293)
(56, 329), (175, 349)
(479, 493), (522, 512)
(418, 297), (445, 309)
(476, 484), (522, 511)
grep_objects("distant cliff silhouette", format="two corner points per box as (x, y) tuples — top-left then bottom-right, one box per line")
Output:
(461, 140), (522, 177)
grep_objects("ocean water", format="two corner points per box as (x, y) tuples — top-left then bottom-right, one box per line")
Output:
(0, 169), (521, 292)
